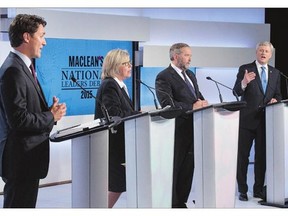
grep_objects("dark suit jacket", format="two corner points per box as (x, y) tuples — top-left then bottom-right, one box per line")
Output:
(155, 64), (205, 159)
(155, 64), (204, 111)
(233, 61), (282, 130)
(0, 52), (54, 179)
(155, 64), (205, 205)
(94, 77), (138, 119)
(94, 77), (139, 170)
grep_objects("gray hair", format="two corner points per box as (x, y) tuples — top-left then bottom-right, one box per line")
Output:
(256, 41), (274, 54)
(169, 43), (190, 61)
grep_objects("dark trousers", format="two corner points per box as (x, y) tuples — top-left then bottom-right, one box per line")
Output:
(2, 177), (40, 208)
(236, 123), (266, 194)
(172, 116), (194, 208)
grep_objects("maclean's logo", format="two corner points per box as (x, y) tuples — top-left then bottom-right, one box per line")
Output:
(61, 55), (104, 99)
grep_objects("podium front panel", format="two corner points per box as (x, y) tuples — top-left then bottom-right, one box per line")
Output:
(125, 114), (175, 208)
(149, 116), (174, 207)
(71, 130), (109, 208)
(266, 102), (288, 206)
(194, 107), (239, 208)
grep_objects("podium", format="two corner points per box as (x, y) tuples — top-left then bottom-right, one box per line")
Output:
(190, 101), (246, 208)
(50, 119), (111, 207)
(124, 109), (178, 208)
(261, 100), (288, 208)
(50, 108), (178, 208)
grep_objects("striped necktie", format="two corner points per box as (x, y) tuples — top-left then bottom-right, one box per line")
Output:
(181, 70), (196, 97)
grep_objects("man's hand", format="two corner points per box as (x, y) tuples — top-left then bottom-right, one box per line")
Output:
(50, 96), (67, 122)
(193, 99), (209, 110)
(268, 98), (278, 104)
(242, 70), (256, 86)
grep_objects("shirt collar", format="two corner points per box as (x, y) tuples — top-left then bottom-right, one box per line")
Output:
(256, 60), (268, 71)
(12, 49), (32, 69)
(113, 77), (126, 89)
(171, 63), (185, 79)
(171, 63), (182, 73)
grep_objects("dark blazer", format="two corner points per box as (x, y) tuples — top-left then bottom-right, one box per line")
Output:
(155, 64), (205, 206)
(155, 64), (204, 111)
(94, 77), (139, 191)
(233, 61), (282, 130)
(0, 52), (54, 179)
(94, 77), (138, 119)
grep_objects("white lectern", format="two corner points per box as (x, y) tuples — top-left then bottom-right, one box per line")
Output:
(50, 119), (110, 208)
(191, 101), (246, 208)
(261, 100), (288, 208)
(124, 110), (177, 208)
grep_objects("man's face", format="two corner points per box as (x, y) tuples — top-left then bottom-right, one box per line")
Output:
(175, 47), (192, 70)
(27, 24), (47, 59)
(256, 45), (272, 65)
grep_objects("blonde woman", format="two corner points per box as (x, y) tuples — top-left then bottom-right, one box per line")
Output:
(94, 49), (140, 207)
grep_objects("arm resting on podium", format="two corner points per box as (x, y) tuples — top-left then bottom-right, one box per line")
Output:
(186, 101), (247, 115)
(149, 105), (183, 119)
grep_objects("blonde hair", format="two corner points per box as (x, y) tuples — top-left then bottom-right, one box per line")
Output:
(101, 49), (130, 80)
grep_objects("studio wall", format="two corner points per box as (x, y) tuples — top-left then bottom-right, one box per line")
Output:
(0, 8), (269, 190)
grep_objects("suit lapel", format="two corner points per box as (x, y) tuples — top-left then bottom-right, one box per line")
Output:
(170, 68), (184, 84)
(266, 66), (276, 94)
(19, 60), (49, 108)
(170, 67), (198, 99)
(121, 88), (134, 109)
(111, 77), (134, 110)
(186, 71), (199, 97)
(170, 68), (190, 91)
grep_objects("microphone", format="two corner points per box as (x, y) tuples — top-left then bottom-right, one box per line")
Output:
(206, 76), (239, 102)
(136, 79), (176, 108)
(137, 79), (183, 119)
(206, 76), (223, 103)
(137, 79), (159, 110)
(279, 71), (288, 98)
(71, 77), (112, 125)
(280, 71), (288, 80)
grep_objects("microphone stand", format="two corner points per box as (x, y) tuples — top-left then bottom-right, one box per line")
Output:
(137, 79), (176, 108)
(280, 72), (288, 98)
(206, 76), (239, 102)
(206, 77), (223, 103)
(136, 79), (183, 119)
(216, 83), (223, 103)
(137, 79), (159, 109)
(71, 77), (112, 125)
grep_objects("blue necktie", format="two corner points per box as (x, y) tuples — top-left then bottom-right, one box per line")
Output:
(182, 71), (196, 97)
(261, 66), (267, 92)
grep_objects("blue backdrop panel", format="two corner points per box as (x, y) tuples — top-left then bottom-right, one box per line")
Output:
(140, 67), (196, 108)
(35, 38), (133, 116)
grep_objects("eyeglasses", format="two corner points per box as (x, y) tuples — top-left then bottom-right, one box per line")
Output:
(121, 61), (132, 66)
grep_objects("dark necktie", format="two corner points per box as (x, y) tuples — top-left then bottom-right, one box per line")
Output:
(181, 70), (196, 97)
(30, 64), (38, 84)
(260, 66), (267, 92)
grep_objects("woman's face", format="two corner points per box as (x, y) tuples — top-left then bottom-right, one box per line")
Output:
(118, 59), (132, 81)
